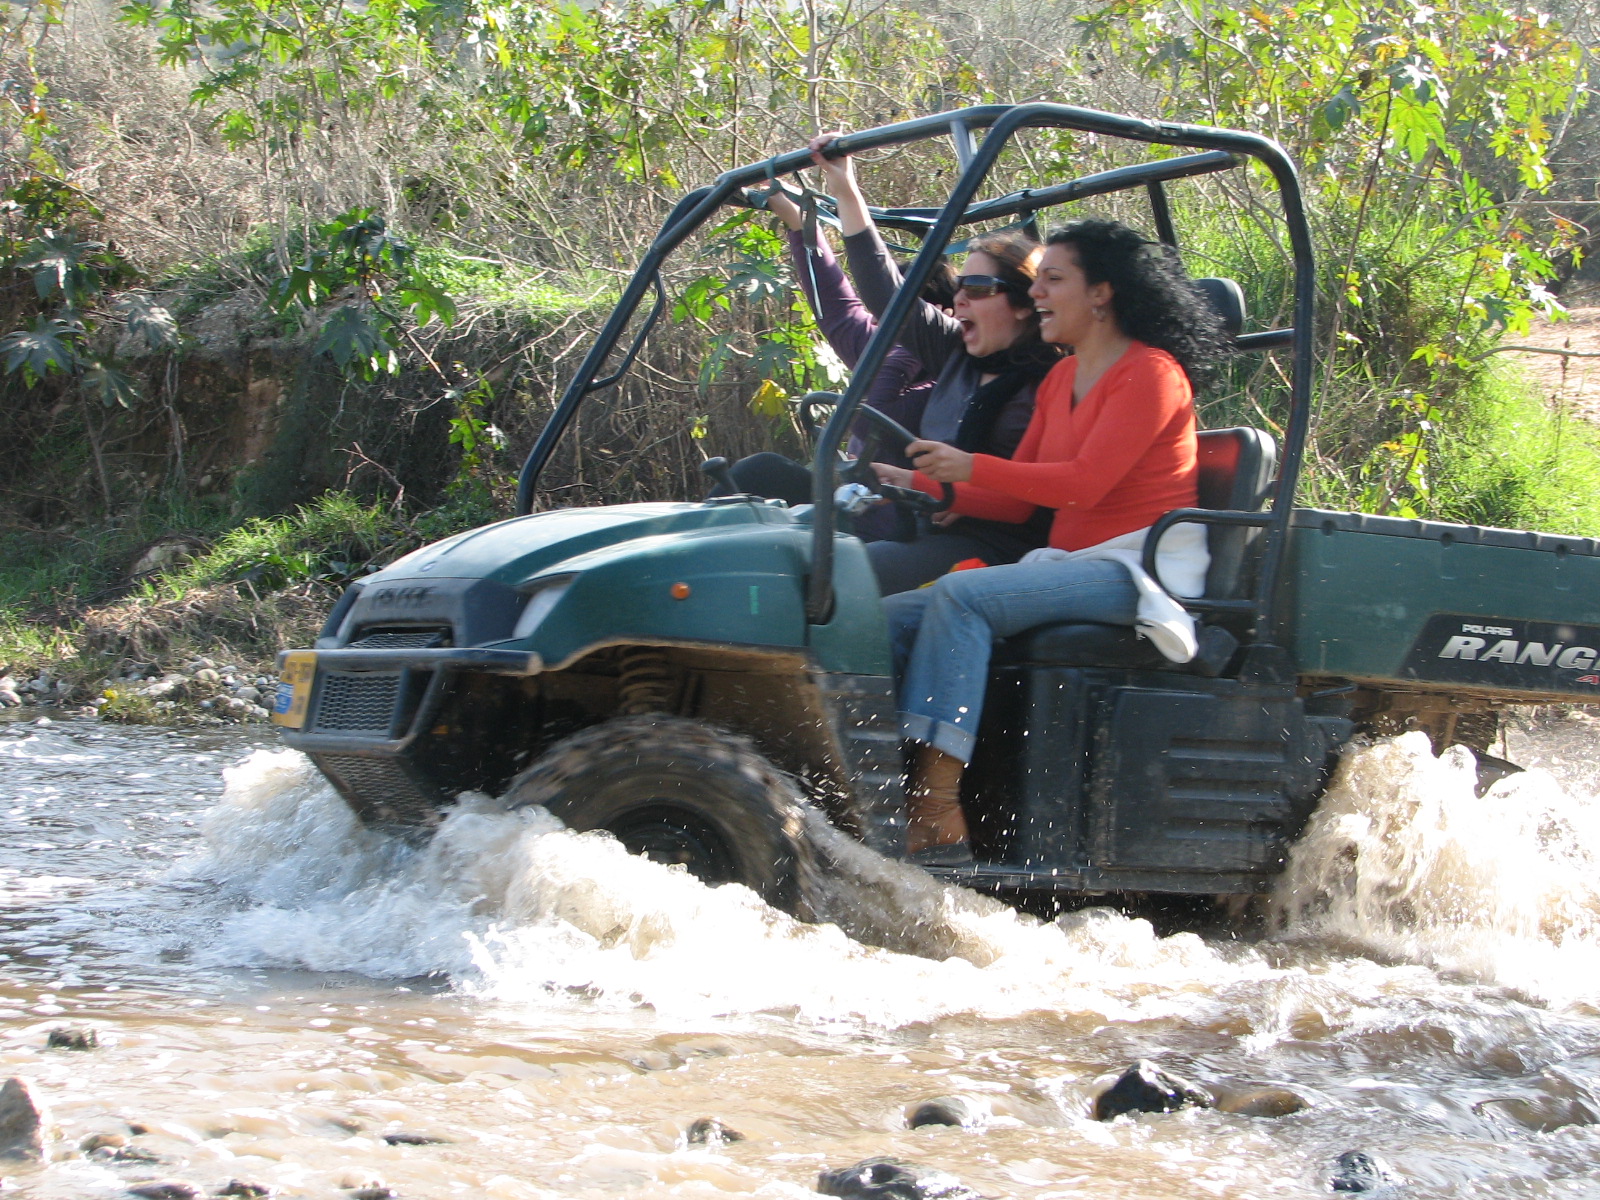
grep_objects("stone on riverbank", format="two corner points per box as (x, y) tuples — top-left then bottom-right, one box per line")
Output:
(685, 1117), (744, 1144)
(906, 1095), (989, 1129)
(0, 1077), (48, 1160)
(816, 1156), (980, 1199)
(1330, 1150), (1399, 1192)
(1093, 1059), (1213, 1120)
(46, 1026), (98, 1050)
(127, 1183), (200, 1200)
(1212, 1084), (1308, 1118)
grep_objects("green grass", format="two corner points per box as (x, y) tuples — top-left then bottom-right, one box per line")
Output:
(1428, 363), (1600, 536)
(151, 492), (416, 599)
(412, 247), (616, 319)
(0, 492), (419, 680)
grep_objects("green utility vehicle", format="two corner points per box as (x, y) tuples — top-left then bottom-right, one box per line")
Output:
(274, 105), (1600, 911)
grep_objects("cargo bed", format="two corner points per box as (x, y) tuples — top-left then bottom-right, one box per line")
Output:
(1287, 509), (1600, 701)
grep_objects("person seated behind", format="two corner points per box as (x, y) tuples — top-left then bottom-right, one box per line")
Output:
(715, 183), (955, 544)
(812, 133), (1060, 594)
(873, 218), (1229, 865)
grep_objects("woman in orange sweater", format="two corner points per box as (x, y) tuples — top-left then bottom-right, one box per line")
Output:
(873, 219), (1228, 865)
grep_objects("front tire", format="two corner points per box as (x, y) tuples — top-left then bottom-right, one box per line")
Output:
(502, 715), (819, 918)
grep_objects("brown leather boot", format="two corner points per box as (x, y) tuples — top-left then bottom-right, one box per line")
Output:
(905, 744), (973, 863)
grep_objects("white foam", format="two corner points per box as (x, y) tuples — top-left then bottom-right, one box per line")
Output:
(173, 734), (1600, 1026)
(174, 749), (1258, 1026)
(1272, 732), (1600, 1005)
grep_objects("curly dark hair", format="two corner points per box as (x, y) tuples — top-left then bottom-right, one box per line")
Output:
(1044, 219), (1229, 385)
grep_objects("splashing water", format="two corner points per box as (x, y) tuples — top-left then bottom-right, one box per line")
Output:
(169, 730), (1600, 1029)
(171, 749), (1265, 1028)
(1272, 731), (1600, 1004)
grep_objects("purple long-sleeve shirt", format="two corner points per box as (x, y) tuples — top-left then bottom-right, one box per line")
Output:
(789, 229), (932, 455)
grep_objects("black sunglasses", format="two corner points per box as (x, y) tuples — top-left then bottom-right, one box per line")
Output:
(955, 274), (1017, 299)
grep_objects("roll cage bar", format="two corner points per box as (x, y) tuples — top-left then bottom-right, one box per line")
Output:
(514, 103), (1314, 662)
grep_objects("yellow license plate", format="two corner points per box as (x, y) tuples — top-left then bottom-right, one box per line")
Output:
(270, 651), (317, 729)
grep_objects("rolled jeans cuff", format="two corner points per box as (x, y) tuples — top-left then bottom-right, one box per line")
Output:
(899, 711), (976, 765)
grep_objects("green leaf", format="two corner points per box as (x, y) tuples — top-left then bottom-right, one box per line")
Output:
(82, 361), (142, 408)
(115, 295), (181, 353)
(314, 305), (385, 370)
(20, 231), (105, 307)
(0, 317), (79, 384)
(397, 280), (456, 327)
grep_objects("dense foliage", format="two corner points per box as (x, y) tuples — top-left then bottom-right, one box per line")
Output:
(0, 0), (1596, 678)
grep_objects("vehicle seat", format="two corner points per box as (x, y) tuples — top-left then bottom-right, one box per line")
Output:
(1193, 277), (1245, 337)
(996, 426), (1278, 669)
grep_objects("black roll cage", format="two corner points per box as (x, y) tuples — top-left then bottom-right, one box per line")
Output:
(514, 103), (1314, 656)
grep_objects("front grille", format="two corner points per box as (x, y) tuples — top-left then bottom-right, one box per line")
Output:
(348, 628), (450, 649)
(314, 672), (403, 733)
(313, 753), (445, 827)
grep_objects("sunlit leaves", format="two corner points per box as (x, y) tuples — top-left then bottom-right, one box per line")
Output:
(115, 295), (180, 353)
(314, 305), (395, 376)
(20, 230), (105, 307)
(0, 316), (80, 385)
(266, 207), (458, 380)
(81, 360), (143, 407)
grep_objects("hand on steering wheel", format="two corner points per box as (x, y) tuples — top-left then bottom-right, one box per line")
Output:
(841, 404), (956, 514)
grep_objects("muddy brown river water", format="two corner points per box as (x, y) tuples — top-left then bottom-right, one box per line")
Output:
(2, 715), (1599, 1198)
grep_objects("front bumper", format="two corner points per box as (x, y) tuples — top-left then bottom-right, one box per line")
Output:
(273, 647), (542, 828)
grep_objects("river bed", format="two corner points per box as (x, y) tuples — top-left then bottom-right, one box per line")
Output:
(1, 715), (1598, 1198)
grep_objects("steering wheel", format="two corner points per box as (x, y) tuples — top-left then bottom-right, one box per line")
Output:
(841, 404), (956, 515)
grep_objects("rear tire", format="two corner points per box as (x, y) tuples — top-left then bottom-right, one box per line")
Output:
(501, 715), (819, 918)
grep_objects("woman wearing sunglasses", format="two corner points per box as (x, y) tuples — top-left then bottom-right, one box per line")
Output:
(807, 134), (1060, 595)
(876, 218), (1229, 865)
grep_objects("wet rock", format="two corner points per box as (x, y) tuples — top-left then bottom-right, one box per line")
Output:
(126, 1183), (200, 1200)
(129, 537), (202, 578)
(1330, 1150), (1399, 1192)
(81, 1131), (128, 1153)
(381, 1132), (448, 1146)
(906, 1095), (988, 1129)
(816, 1156), (980, 1199)
(215, 1183), (273, 1198)
(347, 1189), (395, 1200)
(46, 1026), (98, 1050)
(1213, 1084), (1308, 1118)
(95, 1143), (166, 1163)
(1093, 1059), (1213, 1121)
(685, 1117), (745, 1145)
(0, 1076), (48, 1160)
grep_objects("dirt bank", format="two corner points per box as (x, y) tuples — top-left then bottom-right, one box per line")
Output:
(1506, 305), (1600, 425)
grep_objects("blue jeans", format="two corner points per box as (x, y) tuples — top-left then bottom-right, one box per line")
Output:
(884, 559), (1139, 763)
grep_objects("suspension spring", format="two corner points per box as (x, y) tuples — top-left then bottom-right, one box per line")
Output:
(618, 649), (676, 715)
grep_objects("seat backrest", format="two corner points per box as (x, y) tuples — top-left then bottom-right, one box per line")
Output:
(1193, 277), (1246, 338)
(1195, 426), (1278, 599)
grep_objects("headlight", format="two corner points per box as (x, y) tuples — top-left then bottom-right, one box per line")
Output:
(511, 577), (574, 640)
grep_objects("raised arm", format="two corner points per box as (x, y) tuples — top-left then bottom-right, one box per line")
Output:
(806, 132), (965, 372)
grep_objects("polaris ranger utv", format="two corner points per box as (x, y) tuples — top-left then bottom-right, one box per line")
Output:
(273, 105), (1600, 913)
